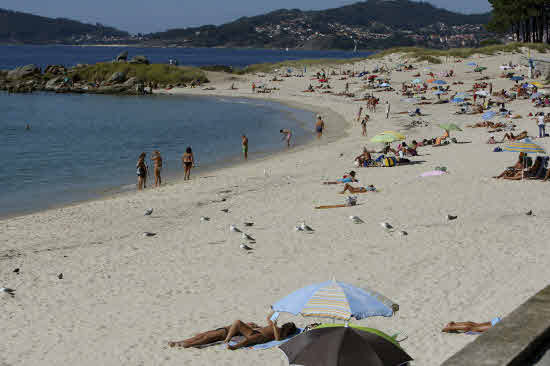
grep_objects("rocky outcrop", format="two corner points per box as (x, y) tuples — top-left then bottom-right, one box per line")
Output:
(115, 51), (128, 62)
(108, 71), (126, 84)
(123, 77), (137, 87)
(7, 64), (41, 80)
(129, 55), (149, 65)
(44, 65), (67, 75)
(45, 76), (63, 90)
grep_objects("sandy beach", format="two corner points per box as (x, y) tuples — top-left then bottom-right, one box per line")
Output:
(2, 49), (550, 366)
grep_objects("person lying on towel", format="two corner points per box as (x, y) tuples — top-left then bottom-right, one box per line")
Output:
(168, 311), (297, 350)
(442, 317), (501, 333)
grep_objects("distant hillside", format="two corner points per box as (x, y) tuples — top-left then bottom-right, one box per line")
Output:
(0, 8), (129, 44)
(147, 0), (493, 50)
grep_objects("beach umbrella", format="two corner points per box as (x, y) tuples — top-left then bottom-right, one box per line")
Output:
(433, 90), (445, 95)
(475, 90), (489, 97)
(371, 134), (401, 143)
(279, 326), (413, 366)
(426, 78), (436, 83)
(439, 123), (462, 132)
(451, 97), (464, 104)
(412, 78), (422, 84)
(503, 138), (546, 180)
(467, 62), (477, 66)
(271, 279), (398, 321)
(511, 76), (524, 81)
(475, 67), (487, 72)
(482, 111), (497, 121)
(379, 83), (391, 87)
(531, 82), (543, 88)
(368, 75), (377, 80)
(381, 131), (406, 140)
(432, 80), (447, 85)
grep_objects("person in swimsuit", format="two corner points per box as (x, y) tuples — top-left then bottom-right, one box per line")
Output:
(360, 115), (369, 136)
(182, 146), (194, 181)
(323, 171), (358, 185)
(500, 130), (528, 142)
(315, 115), (325, 139)
(136, 152), (148, 190)
(280, 129), (292, 148)
(224, 311), (297, 350)
(242, 135), (248, 160)
(442, 317), (501, 333)
(168, 322), (259, 348)
(151, 150), (163, 187)
(339, 183), (376, 194)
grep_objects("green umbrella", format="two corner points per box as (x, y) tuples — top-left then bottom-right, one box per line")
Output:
(315, 323), (401, 348)
(371, 134), (401, 143)
(438, 123), (462, 132)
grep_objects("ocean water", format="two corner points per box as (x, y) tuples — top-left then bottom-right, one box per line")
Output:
(0, 92), (314, 217)
(0, 45), (372, 70)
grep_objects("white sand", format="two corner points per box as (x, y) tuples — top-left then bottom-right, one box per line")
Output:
(2, 50), (550, 366)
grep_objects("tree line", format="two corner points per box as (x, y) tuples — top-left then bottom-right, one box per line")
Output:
(488, 0), (550, 43)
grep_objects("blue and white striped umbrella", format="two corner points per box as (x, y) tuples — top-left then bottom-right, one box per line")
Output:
(451, 97), (464, 104)
(272, 280), (398, 321)
(482, 111), (497, 121)
(503, 138), (546, 154)
(467, 62), (477, 66)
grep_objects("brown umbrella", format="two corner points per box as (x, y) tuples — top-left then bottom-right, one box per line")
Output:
(280, 326), (412, 366)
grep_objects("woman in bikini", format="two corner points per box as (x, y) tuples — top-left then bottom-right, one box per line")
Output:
(168, 322), (259, 348)
(339, 183), (376, 194)
(182, 147), (194, 181)
(151, 150), (163, 187)
(315, 115), (325, 139)
(136, 152), (148, 190)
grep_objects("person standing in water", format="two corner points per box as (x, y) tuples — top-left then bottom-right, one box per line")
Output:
(182, 146), (195, 180)
(242, 135), (249, 160)
(315, 115), (325, 139)
(136, 152), (148, 190)
(25, 124), (31, 131)
(280, 129), (292, 148)
(151, 150), (163, 187)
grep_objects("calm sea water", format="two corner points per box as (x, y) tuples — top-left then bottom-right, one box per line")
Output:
(0, 92), (314, 217)
(0, 45), (372, 70)
(0, 45), (366, 217)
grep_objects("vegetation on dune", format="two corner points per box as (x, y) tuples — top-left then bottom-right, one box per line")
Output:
(219, 58), (365, 74)
(68, 63), (208, 84)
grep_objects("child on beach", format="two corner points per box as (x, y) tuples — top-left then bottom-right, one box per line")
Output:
(280, 129), (292, 148)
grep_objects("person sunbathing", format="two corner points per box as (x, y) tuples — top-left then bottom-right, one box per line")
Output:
(501, 131), (527, 142)
(434, 130), (450, 146)
(442, 317), (501, 333)
(494, 153), (526, 179)
(168, 322), (259, 348)
(339, 183), (376, 194)
(355, 148), (375, 166)
(323, 171), (358, 184)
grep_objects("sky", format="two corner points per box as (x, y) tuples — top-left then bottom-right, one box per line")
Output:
(3, 0), (492, 34)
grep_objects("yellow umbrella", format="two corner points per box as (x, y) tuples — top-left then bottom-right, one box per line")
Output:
(531, 82), (544, 88)
(381, 131), (406, 140)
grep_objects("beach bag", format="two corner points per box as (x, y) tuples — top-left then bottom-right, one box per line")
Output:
(383, 157), (396, 167)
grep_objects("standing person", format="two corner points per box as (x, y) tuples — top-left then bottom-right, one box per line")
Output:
(361, 115), (369, 136)
(242, 135), (249, 160)
(315, 115), (325, 139)
(537, 113), (546, 138)
(151, 150), (163, 187)
(280, 129), (292, 148)
(182, 147), (195, 180)
(252, 82), (256, 93)
(356, 106), (363, 122)
(136, 152), (148, 190)
(385, 101), (390, 119)
(489, 82), (493, 96)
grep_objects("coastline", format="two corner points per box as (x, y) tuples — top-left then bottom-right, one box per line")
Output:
(2, 50), (550, 366)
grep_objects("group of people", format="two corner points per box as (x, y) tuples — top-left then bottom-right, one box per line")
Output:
(135, 148), (195, 190)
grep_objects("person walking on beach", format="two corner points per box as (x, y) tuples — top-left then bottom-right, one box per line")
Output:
(357, 106), (363, 122)
(136, 152), (148, 190)
(385, 101), (391, 119)
(315, 115), (325, 139)
(361, 115), (369, 136)
(280, 129), (292, 148)
(182, 146), (195, 180)
(242, 135), (249, 160)
(151, 150), (163, 187)
(537, 113), (546, 138)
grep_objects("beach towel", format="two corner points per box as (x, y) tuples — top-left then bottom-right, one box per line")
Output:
(420, 170), (446, 177)
(252, 328), (304, 350)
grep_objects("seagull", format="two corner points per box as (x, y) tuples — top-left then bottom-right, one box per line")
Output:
(447, 215), (458, 220)
(240, 244), (254, 251)
(380, 222), (393, 230)
(221, 208), (230, 213)
(58, 273), (63, 280)
(144, 208), (153, 216)
(349, 216), (364, 224)
(1, 287), (15, 297)
(13, 268), (20, 274)
(300, 222), (314, 232)
(399, 231), (408, 236)
(295, 225), (304, 232)
(526, 210), (533, 216)
(230, 225), (241, 233)
(244, 222), (254, 227)
(143, 232), (157, 237)
(200, 216), (210, 222)
(242, 233), (255, 242)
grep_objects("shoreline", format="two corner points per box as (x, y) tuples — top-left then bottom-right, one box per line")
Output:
(0, 94), (348, 221)
(3, 49), (550, 366)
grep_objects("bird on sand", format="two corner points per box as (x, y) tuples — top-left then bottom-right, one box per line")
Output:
(144, 208), (153, 216)
(1, 287), (15, 297)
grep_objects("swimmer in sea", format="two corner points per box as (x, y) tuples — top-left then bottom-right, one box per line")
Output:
(182, 146), (194, 180)
(280, 129), (292, 148)
(315, 115), (325, 139)
(242, 135), (248, 160)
